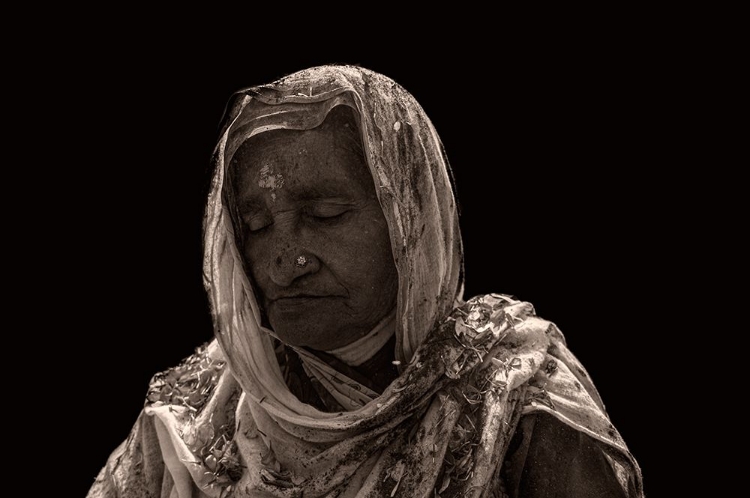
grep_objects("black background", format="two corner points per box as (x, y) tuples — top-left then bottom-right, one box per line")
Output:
(44, 42), (674, 496)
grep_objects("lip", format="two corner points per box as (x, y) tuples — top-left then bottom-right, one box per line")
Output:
(270, 295), (339, 309)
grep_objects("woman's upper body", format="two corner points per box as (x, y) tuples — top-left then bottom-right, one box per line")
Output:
(87, 65), (643, 497)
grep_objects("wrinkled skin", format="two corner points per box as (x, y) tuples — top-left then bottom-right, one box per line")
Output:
(230, 106), (399, 351)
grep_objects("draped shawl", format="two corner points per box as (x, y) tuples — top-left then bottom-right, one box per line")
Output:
(87, 65), (644, 498)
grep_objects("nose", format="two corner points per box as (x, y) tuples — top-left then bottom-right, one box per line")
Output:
(268, 247), (320, 287)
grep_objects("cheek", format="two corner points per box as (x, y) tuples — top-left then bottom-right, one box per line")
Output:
(242, 239), (273, 286)
(335, 214), (397, 290)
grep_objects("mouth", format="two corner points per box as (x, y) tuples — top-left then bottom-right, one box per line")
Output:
(270, 295), (339, 310)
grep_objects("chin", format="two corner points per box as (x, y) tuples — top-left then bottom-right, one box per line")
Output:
(270, 318), (358, 351)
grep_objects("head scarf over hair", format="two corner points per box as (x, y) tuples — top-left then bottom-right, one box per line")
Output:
(204, 64), (464, 415)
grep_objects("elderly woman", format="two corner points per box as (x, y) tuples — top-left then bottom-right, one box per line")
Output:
(87, 65), (643, 497)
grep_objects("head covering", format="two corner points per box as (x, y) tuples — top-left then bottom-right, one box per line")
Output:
(203, 64), (464, 413)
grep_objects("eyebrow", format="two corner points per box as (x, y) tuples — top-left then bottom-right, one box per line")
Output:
(297, 189), (358, 203)
(235, 197), (264, 214)
(234, 193), (357, 214)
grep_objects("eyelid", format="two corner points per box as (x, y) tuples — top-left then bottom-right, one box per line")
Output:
(307, 203), (351, 217)
(243, 213), (271, 232)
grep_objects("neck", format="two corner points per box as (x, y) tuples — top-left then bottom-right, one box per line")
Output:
(325, 310), (397, 366)
(310, 334), (399, 394)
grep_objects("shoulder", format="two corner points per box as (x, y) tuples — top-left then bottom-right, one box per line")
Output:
(437, 292), (548, 361)
(145, 340), (228, 410)
(448, 293), (537, 325)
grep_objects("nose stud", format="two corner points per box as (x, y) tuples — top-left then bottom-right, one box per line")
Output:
(295, 255), (309, 268)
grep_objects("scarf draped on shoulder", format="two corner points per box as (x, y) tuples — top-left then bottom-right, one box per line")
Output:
(87, 65), (643, 498)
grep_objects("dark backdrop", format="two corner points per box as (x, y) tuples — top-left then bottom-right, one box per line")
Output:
(60, 50), (665, 495)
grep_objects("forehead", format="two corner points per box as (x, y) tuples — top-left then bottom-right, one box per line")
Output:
(230, 107), (373, 199)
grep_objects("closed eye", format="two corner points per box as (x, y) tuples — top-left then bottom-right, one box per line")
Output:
(306, 204), (351, 223)
(244, 214), (272, 233)
(308, 212), (349, 226)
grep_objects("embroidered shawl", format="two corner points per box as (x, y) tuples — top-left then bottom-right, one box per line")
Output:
(87, 65), (643, 498)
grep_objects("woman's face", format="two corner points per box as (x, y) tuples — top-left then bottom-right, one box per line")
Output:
(230, 107), (399, 351)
